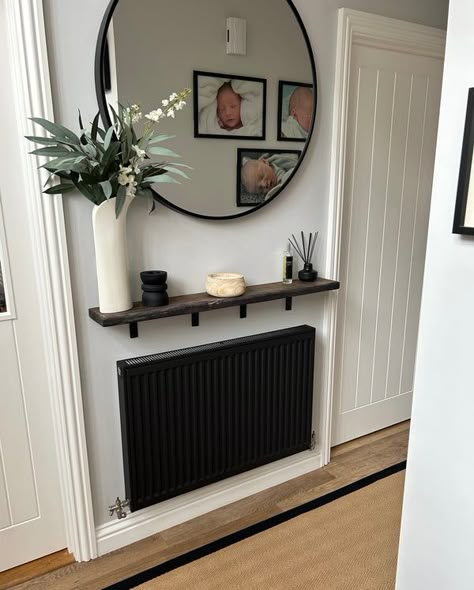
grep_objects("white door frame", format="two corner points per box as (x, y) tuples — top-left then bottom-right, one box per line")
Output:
(323, 9), (445, 455)
(5, 0), (96, 561)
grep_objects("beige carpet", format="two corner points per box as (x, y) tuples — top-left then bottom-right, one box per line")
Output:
(135, 471), (405, 590)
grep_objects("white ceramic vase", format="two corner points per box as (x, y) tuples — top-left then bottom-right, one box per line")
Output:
(92, 196), (134, 313)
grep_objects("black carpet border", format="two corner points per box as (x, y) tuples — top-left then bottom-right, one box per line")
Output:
(103, 460), (406, 589)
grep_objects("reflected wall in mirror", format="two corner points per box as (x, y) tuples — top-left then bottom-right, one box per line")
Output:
(96, 0), (316, 219)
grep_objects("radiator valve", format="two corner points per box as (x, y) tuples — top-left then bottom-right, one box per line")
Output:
(109, 497), (130, 520)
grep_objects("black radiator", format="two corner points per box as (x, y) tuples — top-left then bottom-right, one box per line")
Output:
(117, 325), (315, 512)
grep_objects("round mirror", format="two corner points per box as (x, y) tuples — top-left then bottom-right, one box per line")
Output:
(95, 0), (317, 220)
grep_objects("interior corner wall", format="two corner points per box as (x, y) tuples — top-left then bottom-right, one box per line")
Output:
(396, 1), (474, 589)
(42, 0), (448, 529)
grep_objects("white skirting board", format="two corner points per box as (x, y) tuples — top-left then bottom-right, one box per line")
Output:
(96, 449), (322, 556)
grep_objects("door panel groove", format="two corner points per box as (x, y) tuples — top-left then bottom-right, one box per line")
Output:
(0, 440), (13, 528)
(384, 73), (414, 402)
(369, 71), (397, 405)
(399, 77), (430, 395)
(337, 65), (363, 414)
(340, 66), (379, 414)
(355, 69), (381, 410)
(11, 323), (41, 520)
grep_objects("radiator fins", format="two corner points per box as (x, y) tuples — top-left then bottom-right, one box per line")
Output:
(117, 325), (315, 512)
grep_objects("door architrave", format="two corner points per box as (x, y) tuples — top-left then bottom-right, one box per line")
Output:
(4, 0), (96, 561)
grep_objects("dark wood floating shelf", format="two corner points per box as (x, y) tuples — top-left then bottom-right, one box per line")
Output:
(89, 278), (340, 338)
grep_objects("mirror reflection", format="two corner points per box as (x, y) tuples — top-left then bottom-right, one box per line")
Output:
(101, 0), (316, 218)
(0, 263), (6, 313)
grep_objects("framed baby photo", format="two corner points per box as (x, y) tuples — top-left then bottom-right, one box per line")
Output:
(193, 70), (266, 140)
(236, 148), (302, 207)
(277, 81), (315, 142)
(453, 87), (474, 235)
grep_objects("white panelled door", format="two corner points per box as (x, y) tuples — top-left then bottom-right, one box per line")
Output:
(0, 0), (66, 570)
(332, 29), (443, 445)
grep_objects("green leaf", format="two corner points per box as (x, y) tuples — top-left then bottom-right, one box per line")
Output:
(85, 134), (105, 154)
(99, 180), (112, 200)
(118, 102), (125, 122)
(67, 162), (90, 174)
(147, 146), (181, 158)
(26, 135), (81, 149)
(109, 104), (119, 126)
(100, 142), (121, 172)
(163, 166), (189, 179)
(145, 174), (181, 184)
(80, 143), (97, 158)
(43, 156), (89, 175)
(70, 178), (97, 204)
(43, 183), (76, 194)
(91, 112), (100, 141)
(86, 182), (105, 204)
(39, 155), (81, 169)
(44, 169), (72, 182)
(123, 125), (133, 161)
(80, 171), (104, 184)
(78, 110), (88, 146)
(115, 184), (127, 218)
(30, 146), (72, 157)
(54, 138), (82, 148)
(167, 162), (193, 169)
(30, 117), (80, 145)
(136, 188), (153, 200)
(148, 134), (176, 145)
(140, 127), (154, 148)
(103, 126), (115, 151)
(26, 135), (62, 146)
(141, 166), (167, 178)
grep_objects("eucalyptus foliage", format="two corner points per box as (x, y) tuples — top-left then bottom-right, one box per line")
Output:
(26, 89), (192, 218)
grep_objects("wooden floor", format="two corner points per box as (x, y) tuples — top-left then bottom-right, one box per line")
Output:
(3, 421), (409, 590)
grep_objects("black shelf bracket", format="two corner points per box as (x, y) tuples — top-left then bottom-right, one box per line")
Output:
(129, 322), (138, 338)
(191, 312), (200, 327)
(240, 304), (247, 319)
(285, 297), (293, 311)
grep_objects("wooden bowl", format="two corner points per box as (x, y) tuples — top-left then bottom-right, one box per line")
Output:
(206, 273), (246, 298)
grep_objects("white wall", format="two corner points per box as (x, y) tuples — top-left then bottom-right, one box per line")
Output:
(396, 2), (474, 588)
(42, 0), (448, 528)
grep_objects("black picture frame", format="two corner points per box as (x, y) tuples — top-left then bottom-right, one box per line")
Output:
(453, 87), (474, 235)
(277, 81), (314, 142)
(236, 148), (302, 207)
(193, 70), (266, 140)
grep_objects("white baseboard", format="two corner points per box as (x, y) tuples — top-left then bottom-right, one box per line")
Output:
(96, 449), (322, 556)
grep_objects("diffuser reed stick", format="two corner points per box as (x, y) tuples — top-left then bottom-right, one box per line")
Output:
(288, 231), (318, 281)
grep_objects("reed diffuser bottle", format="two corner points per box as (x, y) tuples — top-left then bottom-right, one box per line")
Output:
(282, 243), (293, 284)
(288, 231), (318, 281)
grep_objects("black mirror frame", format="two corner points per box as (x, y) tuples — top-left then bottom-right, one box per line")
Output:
(94, 0), (317, 221)
(453, 87), (474, 235)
